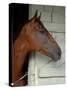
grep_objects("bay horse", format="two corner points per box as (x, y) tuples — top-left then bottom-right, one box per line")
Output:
(11, 10), (61, 86)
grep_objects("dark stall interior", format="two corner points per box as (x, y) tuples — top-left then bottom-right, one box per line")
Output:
(9, 3), (29, 86)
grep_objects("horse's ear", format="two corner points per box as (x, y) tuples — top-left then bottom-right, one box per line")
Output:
(34, 10), (38, 17)
(38, 12), (41, 20)
(31, 10), (38, 23)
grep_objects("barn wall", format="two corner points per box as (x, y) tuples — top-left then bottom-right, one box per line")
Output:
(28, 4), (65, 85)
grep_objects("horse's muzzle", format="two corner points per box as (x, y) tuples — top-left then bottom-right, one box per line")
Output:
(52, 48), (61, 61)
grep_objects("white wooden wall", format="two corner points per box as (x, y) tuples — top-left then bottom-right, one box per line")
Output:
(28, 5), (65, 85)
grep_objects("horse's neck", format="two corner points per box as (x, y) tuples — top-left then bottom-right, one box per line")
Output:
(12, 35), (29, 83)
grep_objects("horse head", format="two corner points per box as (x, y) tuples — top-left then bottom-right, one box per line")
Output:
(21, 10), (61, 61)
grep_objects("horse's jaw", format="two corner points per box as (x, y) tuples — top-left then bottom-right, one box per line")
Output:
(39, 48), (61, 61)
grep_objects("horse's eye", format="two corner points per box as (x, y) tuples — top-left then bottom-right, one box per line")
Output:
(39, 31), (44, 34)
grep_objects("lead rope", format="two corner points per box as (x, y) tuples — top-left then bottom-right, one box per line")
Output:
(11, 72), (28, 86)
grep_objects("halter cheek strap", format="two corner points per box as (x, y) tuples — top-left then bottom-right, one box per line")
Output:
(11, 72), (28, 86)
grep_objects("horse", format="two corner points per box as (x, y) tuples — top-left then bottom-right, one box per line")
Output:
(11, 10), (61, 86)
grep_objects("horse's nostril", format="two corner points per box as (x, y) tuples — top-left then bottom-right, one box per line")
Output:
(58, 51), (61, 56)
(57, 49), (61, 59)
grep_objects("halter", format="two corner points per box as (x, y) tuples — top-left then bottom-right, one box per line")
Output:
(11, 72), (28, 86)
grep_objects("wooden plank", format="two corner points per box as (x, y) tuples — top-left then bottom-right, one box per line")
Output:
(41, 12), (51, 22)
(43, 6), (52, 12)
(28, 53), (36, 74)
(39, 62), (65, 77)
(53, 6), (65, 14)
(52, 13), (65, 24)
(38, 78), (65, 85)
(43, 23), (65, 32)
